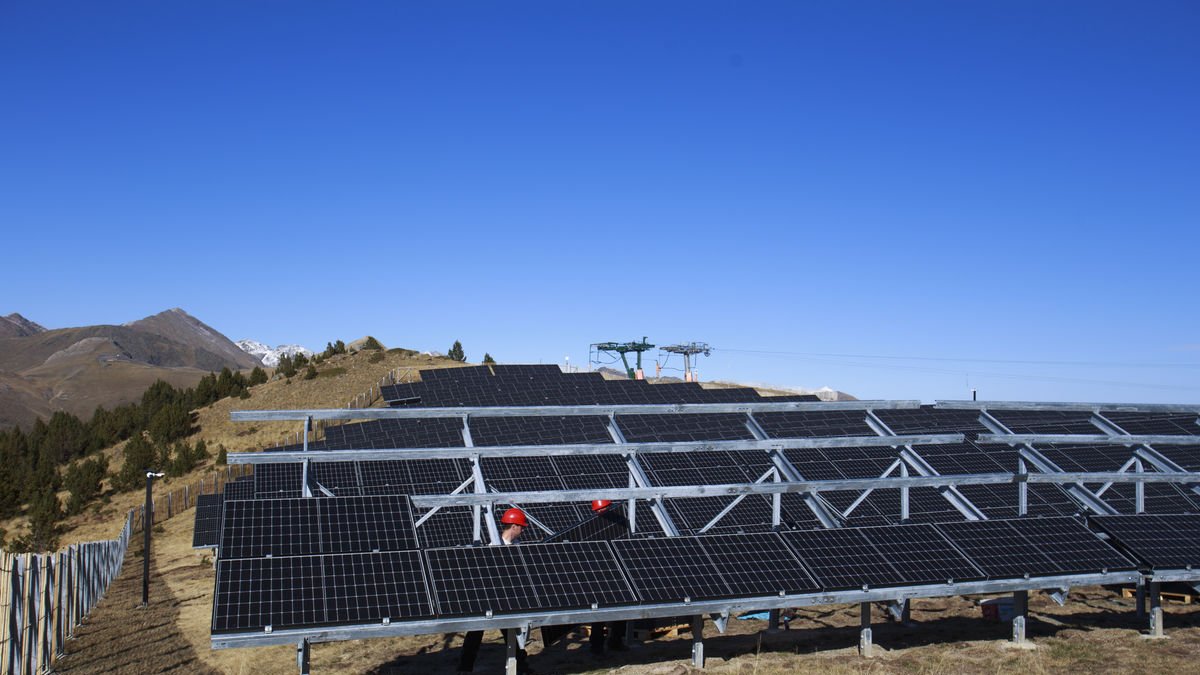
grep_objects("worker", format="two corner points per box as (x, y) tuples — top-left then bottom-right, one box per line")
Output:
(458, 508), (535, 674)
(587, 500), (627, 655)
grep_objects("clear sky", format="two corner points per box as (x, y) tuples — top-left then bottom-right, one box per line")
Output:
(2, 1), (1198, 404)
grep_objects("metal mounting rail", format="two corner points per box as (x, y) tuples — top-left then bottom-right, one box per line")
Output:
(936, 400), (1200, 414)
(210, 570), (1140, 650)
(407, 470), (1200, 508)
(977, 434), (1200, 446)
(231, 400), (924, 422)
(227, 434), (965, 464)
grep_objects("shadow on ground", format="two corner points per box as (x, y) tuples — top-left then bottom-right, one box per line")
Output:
(51, 539), (220, 675)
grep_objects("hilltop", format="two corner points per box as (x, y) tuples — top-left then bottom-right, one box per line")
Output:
(0, 308), (261, 429)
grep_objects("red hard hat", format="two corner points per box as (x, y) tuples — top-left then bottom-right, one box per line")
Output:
(501, 508), (528, 527)
(592, 499), (612, 512)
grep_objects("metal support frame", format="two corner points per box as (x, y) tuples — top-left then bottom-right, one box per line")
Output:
(609, 415), (681, 537)
(699, 467), (775, 533)
(297, 639), (311, 675)
(859, 602), (873, 657)
(936, 400), (1200, 414)
(1017, 458), (1028, 516)
(980, 410), (1120, 516)
(751, 414), (842, 528)
(1147, 581), (1165, 639)
(505, 628), (519, 675)
(898, 447), (986, 521)
(691, 615), (705, 668)
(1012, 590), (1029, 645)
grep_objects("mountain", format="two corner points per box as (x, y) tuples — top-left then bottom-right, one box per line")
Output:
(0, 313), (47, 338)
(0, 309), (259, 429)
(236, 339), (312, 367)
(128, 308), (262, 370)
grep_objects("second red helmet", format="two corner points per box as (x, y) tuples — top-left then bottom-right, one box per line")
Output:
(591, 499), (613, 512)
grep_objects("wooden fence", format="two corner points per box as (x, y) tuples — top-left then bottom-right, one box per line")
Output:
(0, 464), (251, 674)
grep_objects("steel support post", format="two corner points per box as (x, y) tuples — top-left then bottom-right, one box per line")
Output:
(1135, 459), (1145, 514)
(1012, 591), (1029, 645)
(900, 463), (910, 522)
(297, 639), (311, 675)
(1136, 580), (1147, 619)
(767, 608), (781, 633)
(859, 602), (873, 657)
(691, 615), (705, 668)
(505, 629), (519, 675)
(1148, 582), (1165, 639)
(142, 473), (154, 606)
(1017, 458), (1028, 516)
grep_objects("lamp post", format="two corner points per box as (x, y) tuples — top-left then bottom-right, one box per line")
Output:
(143, 471), (165, 606)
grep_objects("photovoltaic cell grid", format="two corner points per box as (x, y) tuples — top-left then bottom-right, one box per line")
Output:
(755, 410), (877, 438)
(1091, 514), (1200, 570)
(1099, 411), (1200, 436)
(425, 542), (638, 616)
(193, 493), (224, 548)
(934, 517), (1134, 579)
(223, 480), (255, 501)
(219, 496), (418, 559)
(213, 551), (433, 633)
(254, 463), (303, 498)
(782, 525), (982, 590)
(612, 536), (734, 602)
(987, 410), (1101, 435)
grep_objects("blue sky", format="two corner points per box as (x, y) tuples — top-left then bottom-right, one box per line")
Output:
(2, 1), (1198, 404)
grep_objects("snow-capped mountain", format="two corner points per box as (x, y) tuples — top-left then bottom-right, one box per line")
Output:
(236, 339), (314, 367)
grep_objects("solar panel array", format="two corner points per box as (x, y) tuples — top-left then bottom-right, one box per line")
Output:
(210, 366), (1200, 639)
(1090, 514), (1200, 570)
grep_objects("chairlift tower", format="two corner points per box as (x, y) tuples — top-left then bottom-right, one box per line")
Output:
(591, 337), (655, 380)
(661, 342), (712, 382)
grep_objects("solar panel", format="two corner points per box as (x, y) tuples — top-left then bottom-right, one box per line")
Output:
(320, 495), (419, 554)
(220, 496), (418, 559)
(213, 551), (434, 633)
(323, 551), (434, 624)
(615, 413), (754, 443)
(935, 517), (1133, 579)
(213, 555), (325, 633)
(1090, 514), (1200, 570)
(611, 537), (732, 602)
(544, 508), (630, 543)
(1099, 411), (1200, 436)
(857, 524), (985, 584)
(698, 533), (820, 596)
(223, 479), (255, 501)
(425, 542), (637, 616)
(755, 410), (876, 438)
(312, 461), (362, 496)
(414, 507), (479, 548)
(254, 463), (303, 498)
(193, 493), (224, 548)
(782, 528), (913, 589)
(988, 410), (1100, 435)
(221, 498), (322, 559)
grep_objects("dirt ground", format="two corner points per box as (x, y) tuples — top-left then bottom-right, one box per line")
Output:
(45, 501), (1200, 674)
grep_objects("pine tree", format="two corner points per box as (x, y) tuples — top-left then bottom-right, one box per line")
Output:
(248, 366), (268, 386)
(448, 340), (466, 362)
(115, 435), (157, 491)
(483, 353), (496, 365)
(216, 444), (228, 466)
(304, 365), (318, 380)
(22, 489), (62, 552)
(362, 336), (383, 350)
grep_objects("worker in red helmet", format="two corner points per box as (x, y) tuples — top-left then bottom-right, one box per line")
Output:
(591, 499), (612, 512)
(458, 507), (535, 674)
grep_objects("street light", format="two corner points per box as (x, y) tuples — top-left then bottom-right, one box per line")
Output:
(143, 471), (165, 606)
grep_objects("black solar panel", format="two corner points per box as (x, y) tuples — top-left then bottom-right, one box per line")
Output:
(221, 498), (321, 559)
(425, 542), (637, 616)
(544, 508), (630, 543)
(611, 537), (732, 602)
(213, 551), (433, 633)
(320, 495), (419, 554)
(1099, 411), (1200, 436)
(323, 551), (434, 625)
(935, 517), (1133, 579)
(699, 533), (819, 596)
(615, 413), (754, 443)
(988, 410), (1100, 435)
(312, 461), (362, 496)
(414, 507), (478, 548)
(254, 463), (303, 498)
(220, 496), (418, 559)
(1091, 514), (1200, 570)
(193, 493), (224, 548)
(223, 479), (255, 501)
(872, 407), (990, 435)
(755, 410), (876, 438)
(781, 526), (977, 589)
(213, 555), (324, 632)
